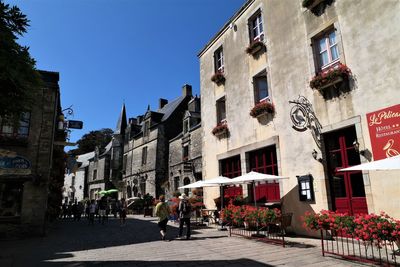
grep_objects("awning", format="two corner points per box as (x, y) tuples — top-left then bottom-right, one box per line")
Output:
(339, 155), (400, 171)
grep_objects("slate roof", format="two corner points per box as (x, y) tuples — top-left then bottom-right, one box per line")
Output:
(100, 141), (112, 157)
(158, 95), (186, 122)
(115, 104), (127, 134)
(77, 151), (95, 168)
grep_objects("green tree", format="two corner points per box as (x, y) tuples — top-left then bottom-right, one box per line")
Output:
(0, 1), (41, 119)
(69, 128), (114, 155)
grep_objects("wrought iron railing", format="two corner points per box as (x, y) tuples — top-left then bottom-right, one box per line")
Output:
(321, 229), (399, 266)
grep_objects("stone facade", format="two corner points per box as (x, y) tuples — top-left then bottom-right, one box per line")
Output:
(0, 70), (63, 237)
(168, 97), (202, 198)
(122, 85), (194, 199)
(199, 0), (400, 235)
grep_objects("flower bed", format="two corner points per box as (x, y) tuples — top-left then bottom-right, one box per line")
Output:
(303, 210), (400, 246)
(221, 204), (281, 228)
(211, 72), (225, 85)
(212, 123), (228, 137)
(303, 210), (400, 265)
(309, 63), (351, 91)
(250, 101), (275, 118)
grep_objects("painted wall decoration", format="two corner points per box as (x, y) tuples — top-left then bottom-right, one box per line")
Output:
(289, 96), (323, 148)
(0, 149), (31, 175)
(367, 104), (400, 160)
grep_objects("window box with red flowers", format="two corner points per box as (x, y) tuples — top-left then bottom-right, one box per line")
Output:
(246, 39), (266, 56)
(309, 63), (351, 92)
(212, 122), (229, 138)
(250, 101), (275, 119)
(211, 72), (225, 85)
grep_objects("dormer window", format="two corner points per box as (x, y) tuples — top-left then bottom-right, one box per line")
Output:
(143, 120), (150, 137)
(183, 119), (190, 134)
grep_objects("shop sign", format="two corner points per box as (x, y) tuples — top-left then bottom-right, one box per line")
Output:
(367, 104), (400, 160)
(0, 150), (31, 175)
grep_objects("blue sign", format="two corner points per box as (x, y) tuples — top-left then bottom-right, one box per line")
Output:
(0, 156), (31, 169)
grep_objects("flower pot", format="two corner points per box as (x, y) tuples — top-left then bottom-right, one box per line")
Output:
(318, 76), (344, 90)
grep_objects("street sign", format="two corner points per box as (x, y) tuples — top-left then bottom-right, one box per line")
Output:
(68, 120), (83, 129)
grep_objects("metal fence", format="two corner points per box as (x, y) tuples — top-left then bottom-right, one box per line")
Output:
(321, 229), (399, 266)
(228, 223), (286, 247)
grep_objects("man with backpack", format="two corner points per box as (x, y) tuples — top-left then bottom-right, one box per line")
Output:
(177, 193), (191, 240)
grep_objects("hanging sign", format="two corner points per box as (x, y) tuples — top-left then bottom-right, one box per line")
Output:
(367, 104), (400, 160)
(67, 120), (83, 129)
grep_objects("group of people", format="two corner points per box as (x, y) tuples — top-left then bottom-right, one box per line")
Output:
(60, 197), (128, 226)
(155, 193), (192, 241)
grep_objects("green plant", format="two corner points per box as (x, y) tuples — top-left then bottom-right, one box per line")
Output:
(211, 72), (225, 84)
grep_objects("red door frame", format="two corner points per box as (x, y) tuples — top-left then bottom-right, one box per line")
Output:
(329, 134), (368, 215)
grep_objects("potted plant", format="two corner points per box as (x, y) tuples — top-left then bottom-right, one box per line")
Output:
(309, 63), (352, 92)
(211, 72), (225, 85)
(212, 123), (229, 138)
(246, 39), (265, 56)
(302, 0), (325, 10)
(250, 101), (275, 118)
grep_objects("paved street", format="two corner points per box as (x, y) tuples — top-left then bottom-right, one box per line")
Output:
(0, 215), (366, 267)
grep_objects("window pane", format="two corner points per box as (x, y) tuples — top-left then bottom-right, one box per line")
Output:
(318, 39), (327, 52)
(256, 77), (268, 101)
(350, 173), (366, 197)
(329, 32), (336, 45)
(18, 127), (28, 136)
(330, 45), (339, 61)
(259, 22), (263, 34)
(2, 125), (13, 135)
(320, 51), (329, 66)
(332, 175), (347, 197)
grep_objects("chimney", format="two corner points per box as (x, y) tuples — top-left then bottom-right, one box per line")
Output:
(159, 98), (168, 109)
(182, 84), (192, 97)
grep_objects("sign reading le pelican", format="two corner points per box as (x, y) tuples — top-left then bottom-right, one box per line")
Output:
(367, 104), (400, 160)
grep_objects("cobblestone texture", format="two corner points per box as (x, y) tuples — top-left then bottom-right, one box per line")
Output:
(0, 215), (368, 267)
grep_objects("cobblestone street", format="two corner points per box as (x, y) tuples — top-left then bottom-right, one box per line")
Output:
(0, 215), (367, 267)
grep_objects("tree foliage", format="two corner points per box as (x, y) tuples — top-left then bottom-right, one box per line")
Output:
(0, 1), (41, 118)
(69, 128), (114, 155)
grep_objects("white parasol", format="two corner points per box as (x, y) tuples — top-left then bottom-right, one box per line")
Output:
(339, 155), (400, 171)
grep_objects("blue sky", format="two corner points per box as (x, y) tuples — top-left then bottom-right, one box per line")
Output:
(8, 0), (245, 145)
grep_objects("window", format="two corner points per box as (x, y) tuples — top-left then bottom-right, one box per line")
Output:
(71, 176), (75, 186)
(221, 155), (241, 178)
(253, 71), (269, 103)
(0, 112), (31, 137)
(174, 176), (180, 191)
(314, 29), (339, 70)
(216, 97), (226, 123)
(298, 175), (315, 201)
(249, 11), (264, 42)
(141, 146), (147, 165)
(0, 182), (23, 217)
(183, 119), (189, 134)
(182, 145), (189, 161)
(143, 120), (150, 137)
(214, 47), (224, 73)
(93, 170), (97, 180)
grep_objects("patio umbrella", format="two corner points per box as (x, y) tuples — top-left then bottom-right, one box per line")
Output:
(98, 190), (107, 195)
(339, 155), (400, 171)
(106, 189), (119, 194)
(226, 171), (289, 207)
(178, 180), (209, 189)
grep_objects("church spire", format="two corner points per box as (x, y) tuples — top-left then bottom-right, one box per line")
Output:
(115, 103), (127, 135)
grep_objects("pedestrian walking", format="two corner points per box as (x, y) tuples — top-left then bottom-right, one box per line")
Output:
(88, 200), (96, 225)
(98, 196), (107, 225)
(177, 193), (191, 240)
(119, 198), (127, 226)
(155, 195), (171, 241)
(76, 201), (84, 221)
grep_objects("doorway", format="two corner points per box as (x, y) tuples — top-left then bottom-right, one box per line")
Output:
(324, 126), (368, 215)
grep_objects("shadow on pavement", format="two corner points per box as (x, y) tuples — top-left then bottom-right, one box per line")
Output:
(39, 259), (273, 266)
(0, 216), (216, 266)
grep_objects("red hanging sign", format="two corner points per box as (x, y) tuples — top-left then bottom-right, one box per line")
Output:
(367, 104), (400, 160)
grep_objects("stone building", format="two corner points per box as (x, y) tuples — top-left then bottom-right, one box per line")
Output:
(63, 151), (94, 203)
(87, 105), (127, 200)
(198, 0), (400, 234)
(168, 96), (202, 198)
(122, 85), (194, 198)
(0, 70), (64, 236)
